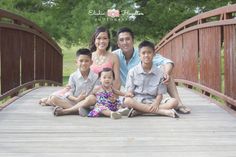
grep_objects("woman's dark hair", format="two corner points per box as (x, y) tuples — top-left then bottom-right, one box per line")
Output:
(89, 26), (111, 52)
(98, 67), (115, 79)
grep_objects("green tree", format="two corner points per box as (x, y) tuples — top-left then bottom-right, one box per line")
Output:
(1, 0), (236, 45)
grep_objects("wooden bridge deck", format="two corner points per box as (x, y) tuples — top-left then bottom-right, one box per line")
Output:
(0, 86), (236, 157)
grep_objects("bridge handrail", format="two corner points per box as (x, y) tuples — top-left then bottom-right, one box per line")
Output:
(0, 80), (61, 101)
(0, 9), (61, 53)
(156, 4), (236, 50)
(0, 9), (63, 102)
(155, 4), (236, 108)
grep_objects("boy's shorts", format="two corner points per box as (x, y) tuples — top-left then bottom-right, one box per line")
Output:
(133, 97), (171, 105)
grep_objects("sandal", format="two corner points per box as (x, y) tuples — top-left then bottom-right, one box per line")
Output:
(171, 109), (180, 118)
(53, 106), (63, 116)
(176, 105), (191, 114)
(127, 108), (139, 118)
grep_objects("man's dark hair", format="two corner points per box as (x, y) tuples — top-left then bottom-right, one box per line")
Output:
(76, 48), (92, 58)
(138, 40), (155, 51)
(116, 27), (134, 39)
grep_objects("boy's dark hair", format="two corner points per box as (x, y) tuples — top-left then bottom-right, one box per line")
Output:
(138, 40), (155, 51)
(116, 27), (134, 40)
(76, 48), (92, 58)
(89, 26), (111, 52)
(98, 67), (115, 79)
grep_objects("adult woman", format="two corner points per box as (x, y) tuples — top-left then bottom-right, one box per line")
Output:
(89, 26), (121, 89)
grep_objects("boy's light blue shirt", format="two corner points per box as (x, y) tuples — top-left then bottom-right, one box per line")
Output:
(113, 48), (174, 86)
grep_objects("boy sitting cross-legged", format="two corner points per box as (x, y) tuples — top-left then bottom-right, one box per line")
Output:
(124, 40), (179, 118)
(40, 48), (98, 113)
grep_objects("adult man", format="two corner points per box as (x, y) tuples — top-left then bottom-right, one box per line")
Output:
(113, 27), (190, 114)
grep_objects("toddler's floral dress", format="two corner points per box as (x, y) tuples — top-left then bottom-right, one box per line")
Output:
(88, 90), (121, 117)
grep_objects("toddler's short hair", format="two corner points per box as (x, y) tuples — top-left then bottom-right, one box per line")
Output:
(98, 67), (115, 79)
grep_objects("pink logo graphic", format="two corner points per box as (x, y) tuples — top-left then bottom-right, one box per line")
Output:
(107, 9), (120, 17)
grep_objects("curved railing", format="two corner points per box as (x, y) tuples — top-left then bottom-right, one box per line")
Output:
(155, 4), (236, 108)
(0, 9), (63, 103)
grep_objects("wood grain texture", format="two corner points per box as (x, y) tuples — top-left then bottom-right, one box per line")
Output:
(0, 86), (236, 157)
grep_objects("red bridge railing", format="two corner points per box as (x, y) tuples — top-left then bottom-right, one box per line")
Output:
(0, 9), (63, 102)
(156, 4), (236, 108)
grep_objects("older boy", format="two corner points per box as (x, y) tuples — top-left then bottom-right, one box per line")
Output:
(124, 41), (179, 118)
(42, 48), (98, 111)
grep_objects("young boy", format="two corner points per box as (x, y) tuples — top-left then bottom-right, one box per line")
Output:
(39, 48), (98, 110)
(124, 40), (179, 118)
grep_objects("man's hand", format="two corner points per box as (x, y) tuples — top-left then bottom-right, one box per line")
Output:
(162, 73), (170, 84)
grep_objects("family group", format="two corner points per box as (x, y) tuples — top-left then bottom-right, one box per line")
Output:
(39, 27), (191, 119)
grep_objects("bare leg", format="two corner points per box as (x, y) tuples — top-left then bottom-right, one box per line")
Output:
(101, 110), (111, 117)
(124, 97), (155, 113)
(54, 95), (96, 116)
(124, 97), (179, 118)
(124, 97), (176, 112)
(154, 109), (178, 118)
(49, 96), (73, 109)
(167, 77), (183, 106)
(167, 77), (191, 113)
(159, 98), (178, 109)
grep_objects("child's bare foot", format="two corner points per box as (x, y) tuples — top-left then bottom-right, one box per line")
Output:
(39, 98), (49, 106)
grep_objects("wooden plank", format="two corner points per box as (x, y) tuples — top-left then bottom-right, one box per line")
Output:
(182, 30), (198, 82)
(199, 27), (221, 92)
(224, 25), (236, 100)
(21, 31), (34, 84)
(0, 87), (236, 157)
(35, 36), (45, 80)
(158, 42), (172, 60)
(0, 28), (21, 94)
(171, 35), (183, 79)
(44, 44), (54, 80)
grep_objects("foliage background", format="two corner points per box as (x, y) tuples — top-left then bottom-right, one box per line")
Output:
(1, 0), (235, 84)
(1, 0), (236, 46)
